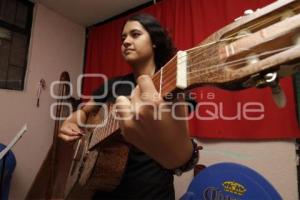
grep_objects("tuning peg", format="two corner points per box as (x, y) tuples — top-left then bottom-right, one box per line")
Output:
(264, 72), (277, 83)
(234, 9), (255, 21)
(264, 72), (286, 108)
(244, 9), (254, 15)
(251, 72), (286, 108)
(270, 81), (286, 108)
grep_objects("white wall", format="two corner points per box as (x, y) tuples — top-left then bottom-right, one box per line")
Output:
(0, 3), (85, 199)
(174, 140), (298, 200)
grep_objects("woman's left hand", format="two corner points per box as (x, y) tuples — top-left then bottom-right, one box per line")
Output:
(115, 75), (193, 169)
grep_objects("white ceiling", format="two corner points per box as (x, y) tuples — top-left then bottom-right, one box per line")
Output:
(31, 0), (153, 26)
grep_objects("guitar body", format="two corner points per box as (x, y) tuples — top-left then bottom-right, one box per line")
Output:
(64, 104), (129, 199)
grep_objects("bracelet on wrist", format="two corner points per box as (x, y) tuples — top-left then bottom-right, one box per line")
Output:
(172, 139), (202, 176)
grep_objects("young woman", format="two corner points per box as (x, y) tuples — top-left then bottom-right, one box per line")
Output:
(59, 13), (198, 200)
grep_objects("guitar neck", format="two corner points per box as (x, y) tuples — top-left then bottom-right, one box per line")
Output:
(88, 63), (182, 150)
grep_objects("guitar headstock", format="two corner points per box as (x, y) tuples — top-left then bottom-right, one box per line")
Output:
(184, 0), (300, 90)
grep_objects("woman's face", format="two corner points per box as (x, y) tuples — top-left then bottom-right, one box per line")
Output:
(121, 21), (154, 65)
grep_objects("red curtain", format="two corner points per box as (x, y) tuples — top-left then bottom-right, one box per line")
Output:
(83, 0), (300, 139)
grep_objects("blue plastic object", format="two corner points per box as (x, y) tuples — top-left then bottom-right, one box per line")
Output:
(0, 144), (16, 200)
(180, 162), (282, 200)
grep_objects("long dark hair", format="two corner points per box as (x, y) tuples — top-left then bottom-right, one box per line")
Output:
(124, 13), (176, 70)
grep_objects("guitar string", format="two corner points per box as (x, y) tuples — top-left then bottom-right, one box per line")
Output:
(187, 46), (298, 81)
(98, 104), (119, 140)
(187, 45), (294, 76)
(101, 45), (296, 135)
(157, 22), (294, 84)
(159, 44), (295, 90)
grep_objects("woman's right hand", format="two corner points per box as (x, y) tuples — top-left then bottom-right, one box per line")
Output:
(58, 121), (83, 142)
(58, 100), (95, 142)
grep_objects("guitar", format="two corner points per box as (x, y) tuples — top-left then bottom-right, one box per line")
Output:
(64, 0), (300, 198)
